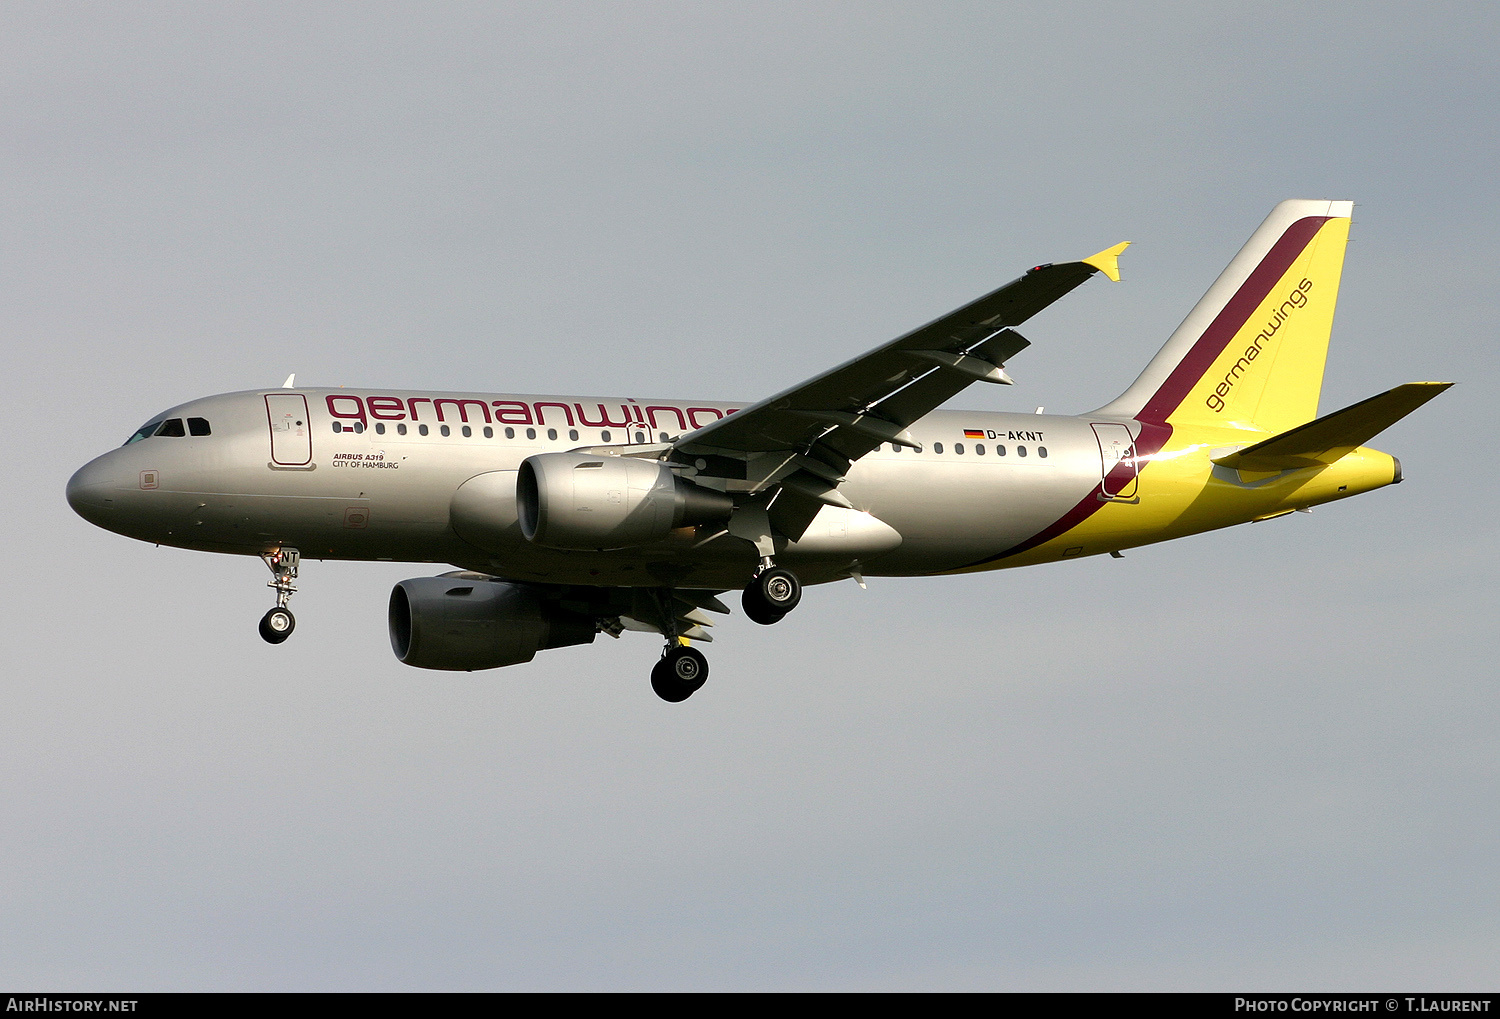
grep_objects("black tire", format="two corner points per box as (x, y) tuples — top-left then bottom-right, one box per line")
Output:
(259, 607), (295, 644)
(741, 584), (787, 625)
(754, 567), (801, 613)
(651, 645), (708, 702)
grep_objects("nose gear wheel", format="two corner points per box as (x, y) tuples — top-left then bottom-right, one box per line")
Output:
(259, 607), (295, 644)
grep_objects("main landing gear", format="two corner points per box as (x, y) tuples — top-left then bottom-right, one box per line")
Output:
(741, 563), (801, 625)
(258, 548), (300, 644)
(651, 562), (801, 701)
(651, 643), (709, 703)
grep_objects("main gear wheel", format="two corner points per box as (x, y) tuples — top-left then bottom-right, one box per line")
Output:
(651, 645), (708, 702)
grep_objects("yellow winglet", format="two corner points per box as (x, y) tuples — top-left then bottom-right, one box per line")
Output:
(1082, 241), (1130, 282)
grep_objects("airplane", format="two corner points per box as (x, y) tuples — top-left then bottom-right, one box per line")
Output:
(67, 200), (1450, 702)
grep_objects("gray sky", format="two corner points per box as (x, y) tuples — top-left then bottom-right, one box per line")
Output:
(4, 1), (1497, 990)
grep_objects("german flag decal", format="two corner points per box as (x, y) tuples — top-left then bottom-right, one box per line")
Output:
(963, 429), (985, 438)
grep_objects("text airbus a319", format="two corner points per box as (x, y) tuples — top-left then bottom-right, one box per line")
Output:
(68, 200), (1449, 702)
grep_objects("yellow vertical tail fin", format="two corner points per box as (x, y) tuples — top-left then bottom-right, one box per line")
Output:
(1095, 200), (1354, 434)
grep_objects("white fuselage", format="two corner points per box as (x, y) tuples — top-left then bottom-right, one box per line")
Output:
(67, 387), (1119, 590)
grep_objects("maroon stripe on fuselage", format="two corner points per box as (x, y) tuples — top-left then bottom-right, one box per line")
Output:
(957, 217), (1330, 570)
(956, 420), (1172, 569)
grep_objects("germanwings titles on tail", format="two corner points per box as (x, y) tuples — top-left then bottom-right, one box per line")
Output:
(68, 201), (1449, 701)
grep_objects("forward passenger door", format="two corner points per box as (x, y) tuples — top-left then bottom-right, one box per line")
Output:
(266, 394), (312, 467)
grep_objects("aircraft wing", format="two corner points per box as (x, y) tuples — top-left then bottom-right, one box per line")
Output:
(670, 242), (1127, 537)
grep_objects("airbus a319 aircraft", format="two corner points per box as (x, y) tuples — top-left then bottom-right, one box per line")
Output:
(68, 200), (1449, 701)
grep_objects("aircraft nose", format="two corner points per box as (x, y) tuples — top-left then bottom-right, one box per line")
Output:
(66, 454), (124, 524)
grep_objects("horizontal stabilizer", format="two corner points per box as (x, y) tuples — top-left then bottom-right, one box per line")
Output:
(1212, 382), (1452, 471)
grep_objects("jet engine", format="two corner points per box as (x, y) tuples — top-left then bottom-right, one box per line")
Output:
(516, 451), (734, 550)
(389, 575), (598, 671)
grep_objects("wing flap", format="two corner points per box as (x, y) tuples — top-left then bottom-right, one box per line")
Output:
(1211, 382), (1452, 471)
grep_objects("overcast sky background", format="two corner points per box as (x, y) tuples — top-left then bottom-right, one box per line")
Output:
(3, 2), (1497, 990)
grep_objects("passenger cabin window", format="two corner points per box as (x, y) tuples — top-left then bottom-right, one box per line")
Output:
(187, 417), (211, 436)
(419, 424), (429, 436)
(601, 430), (611, 442)
(155, 418), (186, 437)
(955, 443), (964, 455)
(996, 444), (1007, 456)
(375, 423), (386, 435)
(569, 429), (579, 441)
(933, 442), (943, 454)
(484, 426), (494, 438)
(504, 427), (515, 439)
(397, 423), (408, 435)
(547, 428), (558, 441)
(1017, 445), (1027, 457)
(525, 428), (536, 440)
(975, 443), (985, 455)
(1038, 446), (1048, 458)
(462, 425), (472, 437)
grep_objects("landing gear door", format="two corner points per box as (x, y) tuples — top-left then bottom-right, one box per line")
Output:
(1091, 422), (1138, 501)
(266, 394), (312, 466)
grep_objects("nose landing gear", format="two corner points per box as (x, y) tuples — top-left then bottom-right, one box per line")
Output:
(742, 562), (801, 625)
(258, 548), (300, 644)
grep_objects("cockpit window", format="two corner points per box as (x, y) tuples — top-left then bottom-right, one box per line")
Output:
(123, 414), (206, 444)
(124, 417), (166, 445)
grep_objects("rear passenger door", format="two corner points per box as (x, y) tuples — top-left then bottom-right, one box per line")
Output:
(1091, 422), (1138, 501)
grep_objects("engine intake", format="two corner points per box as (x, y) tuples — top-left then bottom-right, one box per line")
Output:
(517, 451), (733, 550)
(389, 576), (597, 671)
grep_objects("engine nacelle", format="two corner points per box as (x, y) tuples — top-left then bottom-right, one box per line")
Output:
(388, 575), (597, 671)
(517, 451), (734, 551)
